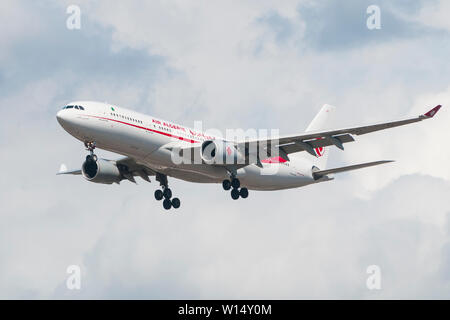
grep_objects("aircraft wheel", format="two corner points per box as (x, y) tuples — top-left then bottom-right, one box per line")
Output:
(163, 199), (172, 210)
(231, 178), (240, 189)
(240, 187), (249, 199)
(172, 198), (181, 209)
(231, 188), (240, 200)
(222, 180), (231, 191)
(154, 189), (163, 201)
(163, 188), (172, 199)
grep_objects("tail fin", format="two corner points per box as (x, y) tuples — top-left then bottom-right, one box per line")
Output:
(300, 104), (336, 169)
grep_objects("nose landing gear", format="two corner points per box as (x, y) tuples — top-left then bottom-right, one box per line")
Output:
(222, 176), (249, 200)
(155, 173), (181, 210)
(84, 141), (98, 162)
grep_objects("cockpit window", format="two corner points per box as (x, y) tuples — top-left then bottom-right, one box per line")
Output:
(62, 105), (85, 110)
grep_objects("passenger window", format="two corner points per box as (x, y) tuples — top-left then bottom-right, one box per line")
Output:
(79, 106), (85, 110)
(75, 106), (79, 110)
(66, 106), (74, 109)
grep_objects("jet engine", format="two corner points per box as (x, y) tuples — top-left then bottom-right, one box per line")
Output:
(81, 158), (123, 184)
(201, 140), (245, 165)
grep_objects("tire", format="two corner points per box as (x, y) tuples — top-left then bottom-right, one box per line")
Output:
(154, 189), (163, 201)
(222, 180), (231, 191)
(240, 187), (249, 199)
(163, 199), (172, 210)
(163, 188), (172, 199)
(231, 188), (240, 200)
(171, 198), (181, 209)
(231, 178), (240, 189)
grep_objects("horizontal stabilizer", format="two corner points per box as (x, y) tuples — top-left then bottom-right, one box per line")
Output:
(313, 160), (394, 179)
(57, 164), (81, 175)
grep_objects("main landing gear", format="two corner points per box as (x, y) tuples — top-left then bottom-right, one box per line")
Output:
(222, 176), (248, 200)
(154, 173), (181, 210)
(84, 141), (98, 162)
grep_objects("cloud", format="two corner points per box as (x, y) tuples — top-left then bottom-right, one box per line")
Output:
(0, 0), (449, 299)
(297, 0), (428, 51)
(412, 0), (450, 33)
(44, 174), (449, 299)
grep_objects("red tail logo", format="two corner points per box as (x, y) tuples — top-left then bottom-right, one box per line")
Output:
(315, 146), (325, 157)
(314, 137), (325, 157)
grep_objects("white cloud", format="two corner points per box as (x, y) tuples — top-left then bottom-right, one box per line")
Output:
(415, 0), (450, 32)
(0, 0), (44, 62)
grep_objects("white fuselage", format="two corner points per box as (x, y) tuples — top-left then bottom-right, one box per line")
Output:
(56, 101), (318, 190)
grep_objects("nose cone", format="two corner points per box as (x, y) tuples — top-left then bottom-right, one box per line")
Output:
(56, 108), (81, 136)
(56, 110), (68, 127)
(56, 109), (74, 130)
(56, 110), (63, 123)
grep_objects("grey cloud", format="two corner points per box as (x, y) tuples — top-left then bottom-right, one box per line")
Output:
(296, 0), (442, 51)
(38, 174), (450, 299)
(0, 1), (166, 115)
(257, 11), (296, 45)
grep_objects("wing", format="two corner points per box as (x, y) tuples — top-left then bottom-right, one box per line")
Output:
(57, 157), (157, 183)
(238, 105), (442, 159)
(114, 156), (157, 183)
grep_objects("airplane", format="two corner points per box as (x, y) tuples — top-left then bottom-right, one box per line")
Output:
(56, 101), (442, 210)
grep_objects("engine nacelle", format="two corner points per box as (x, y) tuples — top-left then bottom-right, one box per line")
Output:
(82, 158), (122, 184)
(201, 140), (245, 165)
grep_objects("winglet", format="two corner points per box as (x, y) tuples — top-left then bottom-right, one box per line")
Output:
(424, 105), (442, 118)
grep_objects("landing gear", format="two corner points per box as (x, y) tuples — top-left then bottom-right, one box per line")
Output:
(155, 173), (181, 210)
(163, 188), (172, 199)
(222, 175), (249, 200)
(231, 188), (240, 200)
(154, 189), (163, 201)
(163, 198), (172, 210)
(222, 180), (231, 190)
(84, 141), (98, 161)
(231, 178), (240, 189)
(171, 197), (181, 209)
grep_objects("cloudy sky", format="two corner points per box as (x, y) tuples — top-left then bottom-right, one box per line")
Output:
(0, 0), (449, 299)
